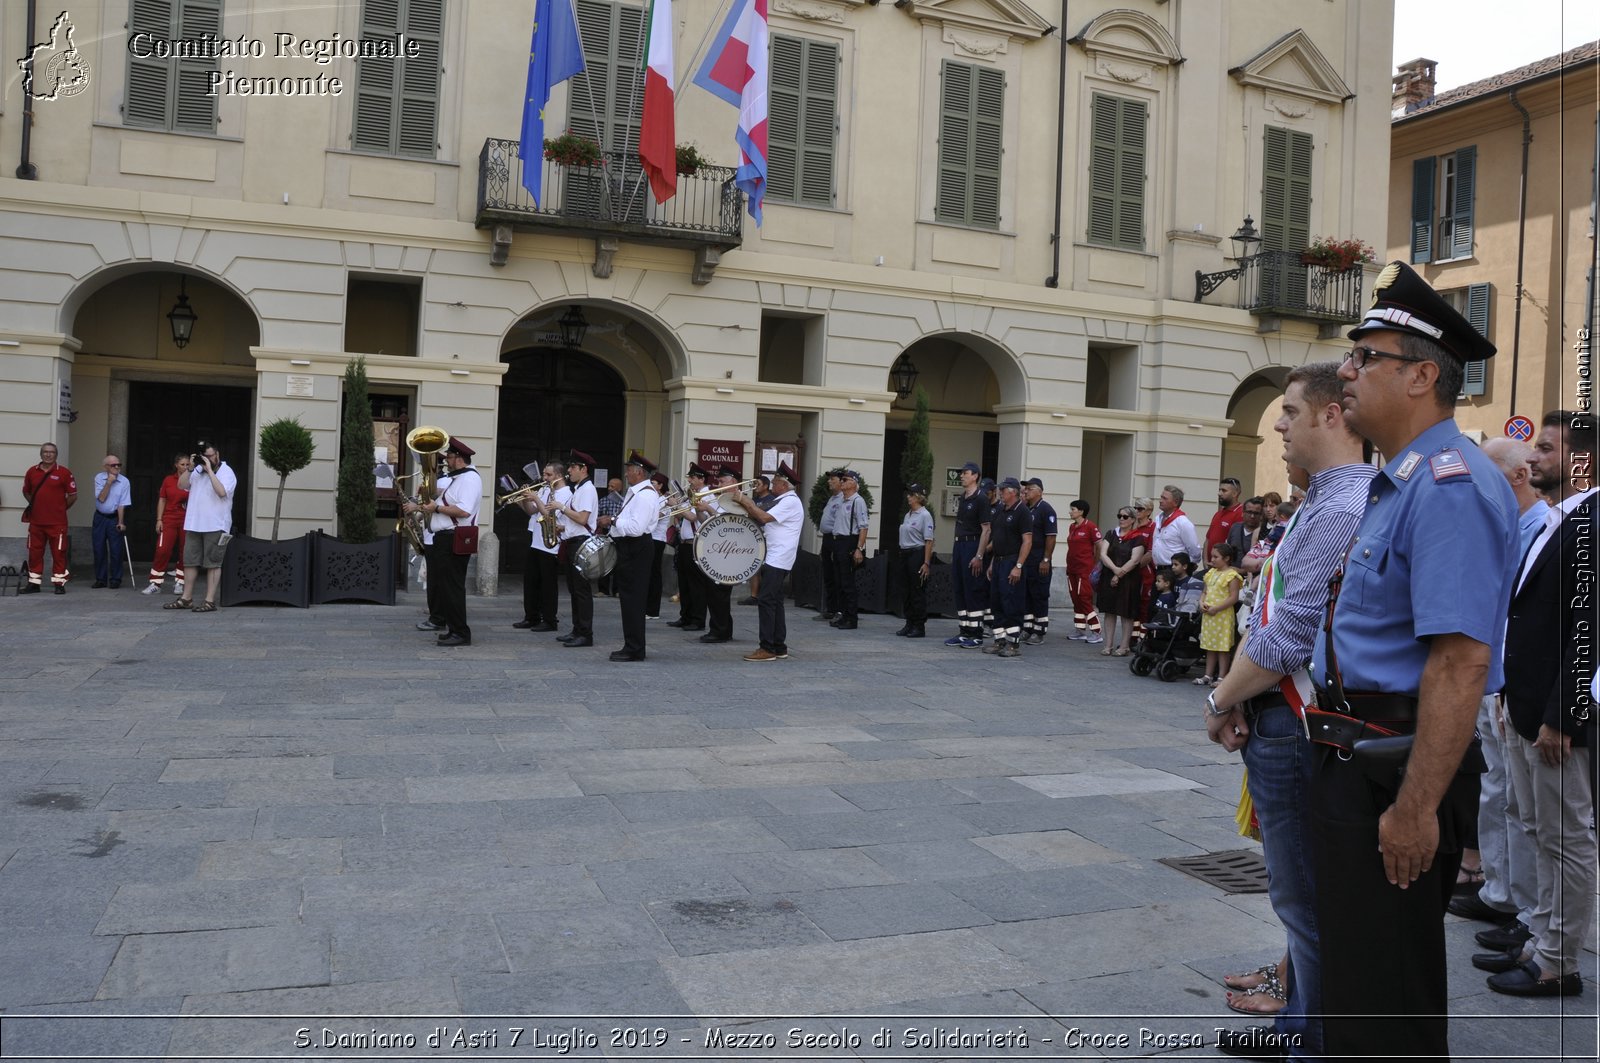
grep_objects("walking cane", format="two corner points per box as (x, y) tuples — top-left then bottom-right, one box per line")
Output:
(123, 532), (136, 590)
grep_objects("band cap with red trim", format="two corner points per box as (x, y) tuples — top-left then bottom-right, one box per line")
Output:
(717, 464), (741, 480)
(687, 463), (710, 480)
(1348, 261), (1496, 362)
(775, 462), (798, 483)
(566, 449), (595, 468)
(625, 450), (658, 474)
(445, 437), (475, 458)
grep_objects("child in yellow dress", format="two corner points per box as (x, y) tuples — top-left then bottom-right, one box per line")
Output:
(1196, 542), (1243, 686)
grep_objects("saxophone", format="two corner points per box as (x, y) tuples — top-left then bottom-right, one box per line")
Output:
(538, 486), (561, 550)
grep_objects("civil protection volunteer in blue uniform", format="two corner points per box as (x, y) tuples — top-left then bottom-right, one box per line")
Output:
(1021, 477), (1057, 644)
(1307, 262), (1518, 1063)
(983, 477), (1033, 658)
(944, 462), (992, 648)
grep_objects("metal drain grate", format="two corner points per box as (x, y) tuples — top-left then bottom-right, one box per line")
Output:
(1159, 849), (1269, 893)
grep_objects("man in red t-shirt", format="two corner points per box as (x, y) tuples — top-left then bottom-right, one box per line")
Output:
(1063, 499), (1103, 644)
(1205, 476), (1246, 561)
(21, 442), (77, 593)
(144, 453), (193, 594)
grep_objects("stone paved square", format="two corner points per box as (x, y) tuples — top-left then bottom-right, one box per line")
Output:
(0, 589), (1591, 1059)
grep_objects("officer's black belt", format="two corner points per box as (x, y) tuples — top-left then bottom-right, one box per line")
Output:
(993, 552), (1019, 561)
(1240, 691), (1292, 717)
(821, 533), (837, 541)
(1335, 690), (1420, 723)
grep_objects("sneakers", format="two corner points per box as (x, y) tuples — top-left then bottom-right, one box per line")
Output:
(1085, 633), (1105, 645)
(958, 637), (983, 649)
(982, 641), (1003, 654)
(141, 583), (162, 595)
(743, 649), (780, 662)
(943, 634), (966, 646)
(172, 583), (185, 595)
(997, 642), (1020, 658)
(20, 583), (41, 595)
(1066, 631), (1087, 641)
(1024, 632), (1045, 645)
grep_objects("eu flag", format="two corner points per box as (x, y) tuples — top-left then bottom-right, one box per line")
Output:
(520, 0), (587, 205)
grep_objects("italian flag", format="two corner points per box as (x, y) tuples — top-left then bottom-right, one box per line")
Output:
(639, 0), (676, 203)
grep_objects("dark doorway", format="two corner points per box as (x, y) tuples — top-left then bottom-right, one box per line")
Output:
(495, 348), (626, 574)
(126, 382), (254, 564)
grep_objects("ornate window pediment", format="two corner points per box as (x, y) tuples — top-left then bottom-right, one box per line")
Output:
(769, 0), (867, 25)
(1230, 29), (1352, 104)
(1069, 9), (1182, 67)
(901, 0), (1053, 44)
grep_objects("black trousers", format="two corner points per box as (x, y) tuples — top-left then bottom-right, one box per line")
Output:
(900, 548), (927, 624)
(757, 563), (788, 654)
(819, 533), (838, 613)
(562, 539), (594, 637)
(674, 542), (704, 623)
(613, 535), (653, 656)
(522, 549), (559, 625)
(1311, 741), (1479, 1063)
(646, 540), (666, 616)
(427, 531), (470, 639)
(830, 538), (859, 620)
(706, 578), (733, 638)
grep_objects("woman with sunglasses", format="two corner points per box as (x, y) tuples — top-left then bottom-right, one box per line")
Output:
(1094, 506), (1147, 656)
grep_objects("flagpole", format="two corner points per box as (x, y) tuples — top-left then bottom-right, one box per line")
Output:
(675, 0), (737, 116)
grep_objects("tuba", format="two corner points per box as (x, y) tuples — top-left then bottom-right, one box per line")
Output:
(396, 425), (447, 554)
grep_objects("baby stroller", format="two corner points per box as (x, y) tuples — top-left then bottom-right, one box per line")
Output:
(1131, 585), (1205, 682)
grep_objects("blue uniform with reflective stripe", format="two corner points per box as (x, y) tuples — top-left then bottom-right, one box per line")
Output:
(1312, 418), (1518, 696)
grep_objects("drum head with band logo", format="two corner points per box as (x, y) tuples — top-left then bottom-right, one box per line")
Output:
(693, 513), (766, 585)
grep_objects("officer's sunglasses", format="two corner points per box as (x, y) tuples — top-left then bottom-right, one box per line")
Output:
(1344, 345), (1426, 371)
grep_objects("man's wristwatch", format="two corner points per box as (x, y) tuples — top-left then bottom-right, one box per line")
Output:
(1205, 690), (1231, 717)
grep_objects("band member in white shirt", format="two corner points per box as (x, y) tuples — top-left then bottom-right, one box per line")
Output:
(405, 437), (481, 647)
(610, 452), (662, 662)
(514, 461), (568, 633)
(730, 462), (804, 662)
(556, 450), (600, 648)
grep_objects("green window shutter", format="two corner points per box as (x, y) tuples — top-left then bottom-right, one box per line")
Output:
(768, 35), (837, 207)
(1087, 93), (1146, 249)
(1450, 145), (1476, 259)
(353, 0), (401, 151)
(173, 0), (221, 133)
(1411, 156), (1435, 263)
(1462, 282), (1490, 396)
(125, 0), (218, 132)
(125, 0), (175, 129)
(353, 0), (443, 157)
(570, 0), (644, 153)
(1260, 126), (1311, 252)
(936, 61), (1003, 228)
(397, 0), (444, 157)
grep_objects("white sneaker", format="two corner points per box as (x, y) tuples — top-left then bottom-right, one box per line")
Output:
(1065, 631), (1087, 641)
(1085, 633), (1104, 645)
(140, 583), (161, 595)
(172, 583), (185, 595)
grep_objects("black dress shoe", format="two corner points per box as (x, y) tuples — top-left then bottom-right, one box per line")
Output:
(666, 619), (690, 628)
(812, 612), (836, 622)
(1477, 919), (1532, 951)
(556, 633), (577, 643)
(416, 619), (444, 631)
(54, 585), (65, 594)
(1472, 949), (1525, 973)
(512, 620), (537, 629)
(530, 622), (559, 632)
(906, 627), (925, 638)
(698, 633), (731, 643)
(832, 619), (858, 630)
(92, 581), (107, 588)
(563, 637), (594, 647)
(1449, 891), (1514, 923)
(436, 634), (471, 647)
(894, 624), (911, 636)
(108, 582), (121, 589)
(679, 624), (705, 632)
(609, 650), (645, 662)
(1487, 960), (1583, 997)
(20, 583), (40, 594)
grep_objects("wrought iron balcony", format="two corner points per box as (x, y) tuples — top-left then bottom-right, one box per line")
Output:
(1195, 250), (1365, 330)
(476, 138), (743, 283)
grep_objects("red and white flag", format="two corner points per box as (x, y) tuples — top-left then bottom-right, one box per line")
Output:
(692, 0), (768, 223)
(639, 0), (676, 203)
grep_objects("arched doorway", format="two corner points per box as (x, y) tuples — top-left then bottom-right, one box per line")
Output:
(1228, 368), (1293, 499)
(494, 348), (626, 574)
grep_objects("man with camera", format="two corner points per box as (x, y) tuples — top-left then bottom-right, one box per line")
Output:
(164, 443), (236, 614)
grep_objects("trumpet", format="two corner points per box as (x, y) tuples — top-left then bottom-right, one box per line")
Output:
(496, 482), (543, 509)
(662, 479), (762, 519)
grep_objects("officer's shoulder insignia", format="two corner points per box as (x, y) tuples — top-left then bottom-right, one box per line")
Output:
(1394, 451), (1424, 480)
(1429, 449), (1472, 481)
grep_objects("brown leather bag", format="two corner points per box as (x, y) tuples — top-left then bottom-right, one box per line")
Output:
(451, 525), (479, 555)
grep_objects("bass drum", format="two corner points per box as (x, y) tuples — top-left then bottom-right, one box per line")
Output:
(693, 513), (767, 585)
(571, 534), (616, 580)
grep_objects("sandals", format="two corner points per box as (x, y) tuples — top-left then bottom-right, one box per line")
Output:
(1193, 675), (1216, 686)
(1223, 963), (1280, 992)
(163, 599), (193, 610)
(1226, 980), (1287, 1015)
(1100, 648), (1115, 657)
(192, 602), (217, 613)
(1112, 649), (1130, 657)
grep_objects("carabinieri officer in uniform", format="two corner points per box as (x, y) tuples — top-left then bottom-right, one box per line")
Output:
(1306, 261), (1518, 1063)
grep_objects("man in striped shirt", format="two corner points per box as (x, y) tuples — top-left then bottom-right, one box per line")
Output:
(1205, 362), (1371, 1061)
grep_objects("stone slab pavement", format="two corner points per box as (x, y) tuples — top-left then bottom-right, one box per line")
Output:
(0, 584), (1593, 1061)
